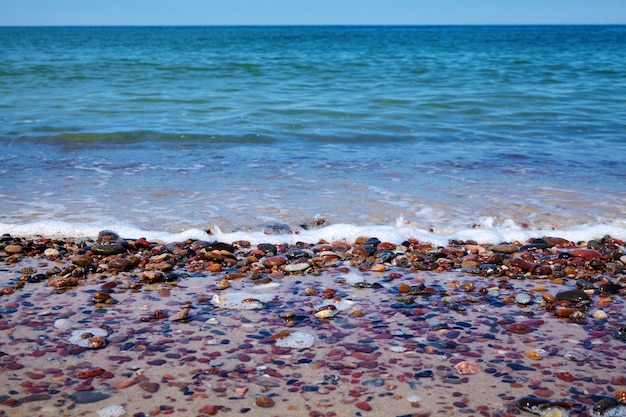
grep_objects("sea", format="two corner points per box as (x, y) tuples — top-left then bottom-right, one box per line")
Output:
(1, 25), (625, 246)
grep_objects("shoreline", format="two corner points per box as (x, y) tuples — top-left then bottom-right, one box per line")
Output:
(1, 232), (625, 417)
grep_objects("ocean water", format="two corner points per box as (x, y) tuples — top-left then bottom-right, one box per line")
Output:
(1, 25), (625, 245)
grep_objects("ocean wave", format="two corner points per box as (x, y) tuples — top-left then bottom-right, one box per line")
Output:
(2, 218), (625, 247)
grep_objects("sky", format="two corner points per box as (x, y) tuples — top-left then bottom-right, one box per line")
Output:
(0, 0), (625, 26)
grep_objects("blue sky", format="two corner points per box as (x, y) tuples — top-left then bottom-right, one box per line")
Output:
(1, 0), (625, 26)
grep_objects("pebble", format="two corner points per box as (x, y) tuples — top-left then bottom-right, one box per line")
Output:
(507, 324), (534, 334)
(355, 402), (372, 411)
(90, 244), (127, 256)
(69, 391), (111, 404)
(592, 310), (608, 320)
(488, 244), (519, 254)
(255, 395), (275, 408)
(4, 244), (23, 254)
(515, 293), (532, 305)
(285, 263), (310, 273)
(562, 349), (590, 362)
(17, 393), (51, 403)
(139, 381), (160, 393)
(54, 318), (74, 329)
(44, 248), (60, 257)
(555, 290), (589, 303)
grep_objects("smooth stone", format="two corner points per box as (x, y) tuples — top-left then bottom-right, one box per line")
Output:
(555, 290), (589, 303)
(511, 258), (534, 272)
(592, 310), (608, 321)
(285, 263), (310, 272)
(54, 318), (74, 330)
(562, 349), (590, 361)
(69, 391), (110, 404)
(4, 244), (23, 254)
(488, 244), (519, 254)
(571, 248), (603, 260)
(44, 248), (60, 257)
(139, 382), (160, 393)
(507, 363), (536, 371)
(262, 255), (287, 268)
(515, 294), (532, 305)
(343, 343), (376, 353)
(255, 395), (275, 408)
(17, 393), (51, 403)
(90, 244), (127, 256)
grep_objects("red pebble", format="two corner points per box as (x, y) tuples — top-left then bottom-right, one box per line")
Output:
(355, 402), (372, 411)
(77, 368), (105, 379)
(198, 405), (219, 415)
(555, 372), (574, 382)
(507, 324), (533, 334)
(571, 249), (603, 259)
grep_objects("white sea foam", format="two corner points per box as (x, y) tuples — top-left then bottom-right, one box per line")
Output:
(1, 217), (626, 246)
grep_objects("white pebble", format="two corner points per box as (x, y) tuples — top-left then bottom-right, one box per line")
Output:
(53, 318), (74, 330)
(515, 293), (532, 305)
(592, 310), (608, 320)
(389, 345), (408, 353)
(44, 248), (60, 257)
(97, 405), (126, 417)
(285, 263), (310, 272)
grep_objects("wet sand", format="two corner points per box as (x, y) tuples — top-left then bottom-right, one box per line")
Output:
(0, 234), (625, 417)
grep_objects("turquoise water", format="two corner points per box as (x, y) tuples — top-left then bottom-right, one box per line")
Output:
(1, 26), (625, 243)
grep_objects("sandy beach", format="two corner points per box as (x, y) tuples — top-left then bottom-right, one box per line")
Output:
(1, 232), (625, 417)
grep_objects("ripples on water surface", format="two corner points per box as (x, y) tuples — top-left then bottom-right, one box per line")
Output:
(1, 26), (625, 242)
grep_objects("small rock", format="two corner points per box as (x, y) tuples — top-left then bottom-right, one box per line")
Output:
(69, 390), (110, 404)
(255, 395), (275, 408)
(4, 244), (23, 254)
(355, 402), (372, 411)
(515, 293), (532, 305)
(592, 310), (608, 321)
(555, 290), (589, 303)
(488, 244), (519, 254)
(139, 381), (160, 393)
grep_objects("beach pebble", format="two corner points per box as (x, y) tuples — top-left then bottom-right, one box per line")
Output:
(593, 310), (608, 321)
(54, 318), (74, 330)
(555, 290), (589, 303)
(562, 348), (590, 362)
(488, 244), (519, 254)
(139, 381), (160, 393)
(91, 244), (126, 256)
(69, 390), (110, 404)
(285, 263), (310, 273)
(515, 293), (532, 305)
(97, 405), (126, 417)
(44, 248), (60, 257)
(255, 395), (275, 408)
(4, 244), (23, 254)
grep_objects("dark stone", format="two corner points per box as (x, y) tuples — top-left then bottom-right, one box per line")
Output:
(69, 390), (110, 404)
(90, 244), (126, 256)
(600, 283), (622, 295)
(555, 290), (589, 303)
(507, 363), (536, 371)
(414, 370), (434, 378)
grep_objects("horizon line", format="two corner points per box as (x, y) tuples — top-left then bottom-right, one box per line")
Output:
(2, 23), (625, 28)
